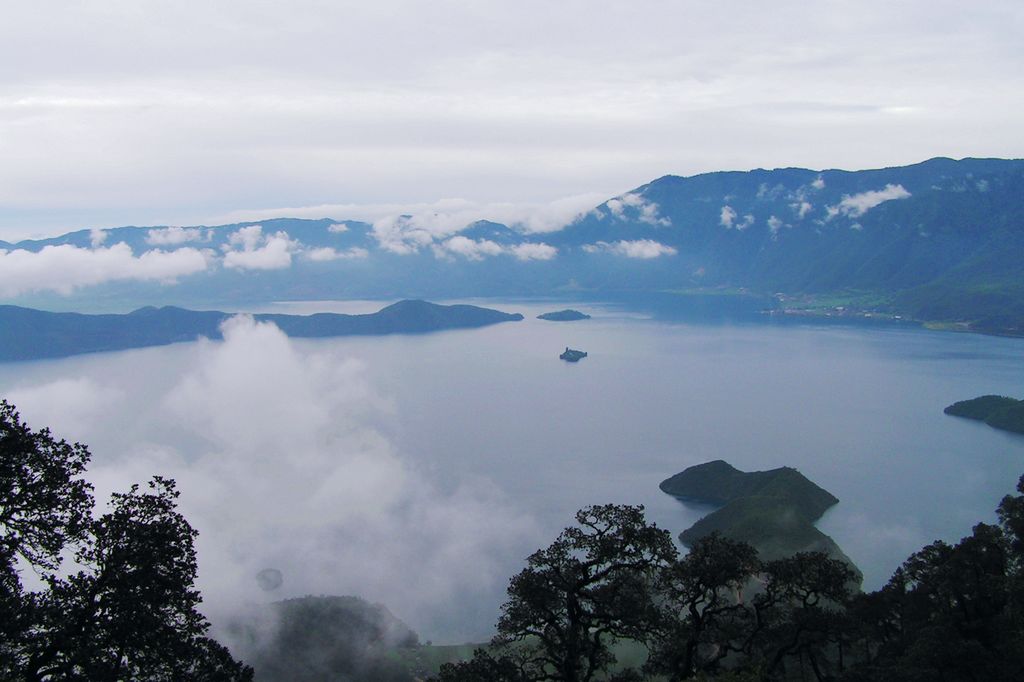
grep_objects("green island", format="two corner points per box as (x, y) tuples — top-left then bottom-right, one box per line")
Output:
(660, 460), (861, 581)
(944, 395), (1024, 435)
(537, 309), (591, 321)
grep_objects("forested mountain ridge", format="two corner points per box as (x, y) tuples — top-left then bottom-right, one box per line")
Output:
(4, 158), (1022, 332)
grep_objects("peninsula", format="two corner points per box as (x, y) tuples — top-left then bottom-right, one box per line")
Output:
(944, 395), (1024, 435)
(661, 460), (861, 581)
(0, 300), (524, 362)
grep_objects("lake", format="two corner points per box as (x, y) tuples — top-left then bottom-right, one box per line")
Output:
(2, 299), (1023, 643)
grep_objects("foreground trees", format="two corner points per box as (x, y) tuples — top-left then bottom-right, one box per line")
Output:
(495, 505), (677, 682)
(435, 476), (1024, 682)
(0, 400), (251, 681)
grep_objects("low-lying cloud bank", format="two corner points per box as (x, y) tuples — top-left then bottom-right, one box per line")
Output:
(0, 242), (211, 296)
(7, 316), (537, 641)
(219, 194), (607, 239)
(432, 236), (557, 261)
(583, 239), (677, 259)
(1, 184), (694, 297)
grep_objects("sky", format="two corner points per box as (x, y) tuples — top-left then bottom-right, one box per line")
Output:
(1, 0), (1022, 241)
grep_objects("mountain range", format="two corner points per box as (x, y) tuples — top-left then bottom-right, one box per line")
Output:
(3, 157), (1022, 333)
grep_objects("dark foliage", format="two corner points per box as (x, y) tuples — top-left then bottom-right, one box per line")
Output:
(433, 648), (531, 682)
(446, 475), (1024, 681)
(494, 504), (677, 682)
(645, 533), (760, 679)
(0, 400), (252, 681)
(945, 394), (1024, 435)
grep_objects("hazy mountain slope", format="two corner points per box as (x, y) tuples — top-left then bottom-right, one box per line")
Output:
(3, 158), (1022, 332)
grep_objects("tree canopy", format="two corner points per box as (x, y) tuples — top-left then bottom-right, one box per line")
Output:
(0, 399), (252, 681)
(434, 476), (1024, 682)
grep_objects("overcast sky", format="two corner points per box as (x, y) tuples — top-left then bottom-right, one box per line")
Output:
(1, 1), (1022, 241)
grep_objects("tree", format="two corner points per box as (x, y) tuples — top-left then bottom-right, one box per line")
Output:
(0, 401), (93, 572)
(0, 400), (252, 681)
(840, 477), (1024, 681)
(431, 648), (530, 682)
(494, 504), (677, 682)
(747, 551), (856, 681)
(646, 533), (760, 680)
(1, 400), (94, 676)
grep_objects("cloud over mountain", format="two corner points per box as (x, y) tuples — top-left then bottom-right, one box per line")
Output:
(583, 239), (677, 259)
(0, 243), (211, 296)
(827, 184), (911, 219)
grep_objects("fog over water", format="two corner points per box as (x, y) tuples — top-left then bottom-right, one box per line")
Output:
(2, 300), (1024, 643)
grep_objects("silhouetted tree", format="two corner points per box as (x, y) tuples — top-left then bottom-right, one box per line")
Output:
(842, 478), (1024, 681)
(494, 504), (677, 682)
(0, 400), (252, 681)
(747, 551), (856, 681)
(646, 533), (760, 680)
(1, 400), (94, 676)
(431, 648), (530, 682)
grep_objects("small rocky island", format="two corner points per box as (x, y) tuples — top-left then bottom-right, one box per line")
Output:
(661, 460), (861, 582)
(538, 309), (591, 321)
(559, 347), (588, 362)
(945, 395), (1024, 435)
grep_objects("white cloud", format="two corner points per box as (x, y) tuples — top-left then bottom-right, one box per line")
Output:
(431, 237), (557, 261)
(812, 175), (826, 190)
(0, 243), (211, 296)
(790, 200), (813, 218)
(222, 195), (604, 257)
(510, 242), (557, 261)
(602, 192), (670, 226)
(768, 215), (786, 234)
(227, 225), (265, 251)
(583, 239), (677, 258)
(146, 226), (208, 246)
(304, 246), (369, 262)
(8, 378), (125, 440)
(89, 228), (107, 248)
(434, 236), (505, 261)
(720, 205), (737, 228)
(756, 183), (785, 201)
(372, 215), (438, 255)
(221, 225), (300, 270)
(720, 205), (753, 230)
(827, 183), (911, 219)
(6, 316), (537, 641)
(327, 222), (350, 233)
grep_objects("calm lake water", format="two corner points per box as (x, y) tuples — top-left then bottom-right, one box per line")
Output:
(2, 299), (1024, 642)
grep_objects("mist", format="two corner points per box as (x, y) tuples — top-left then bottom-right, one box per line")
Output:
(6, 315), (539, 644)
